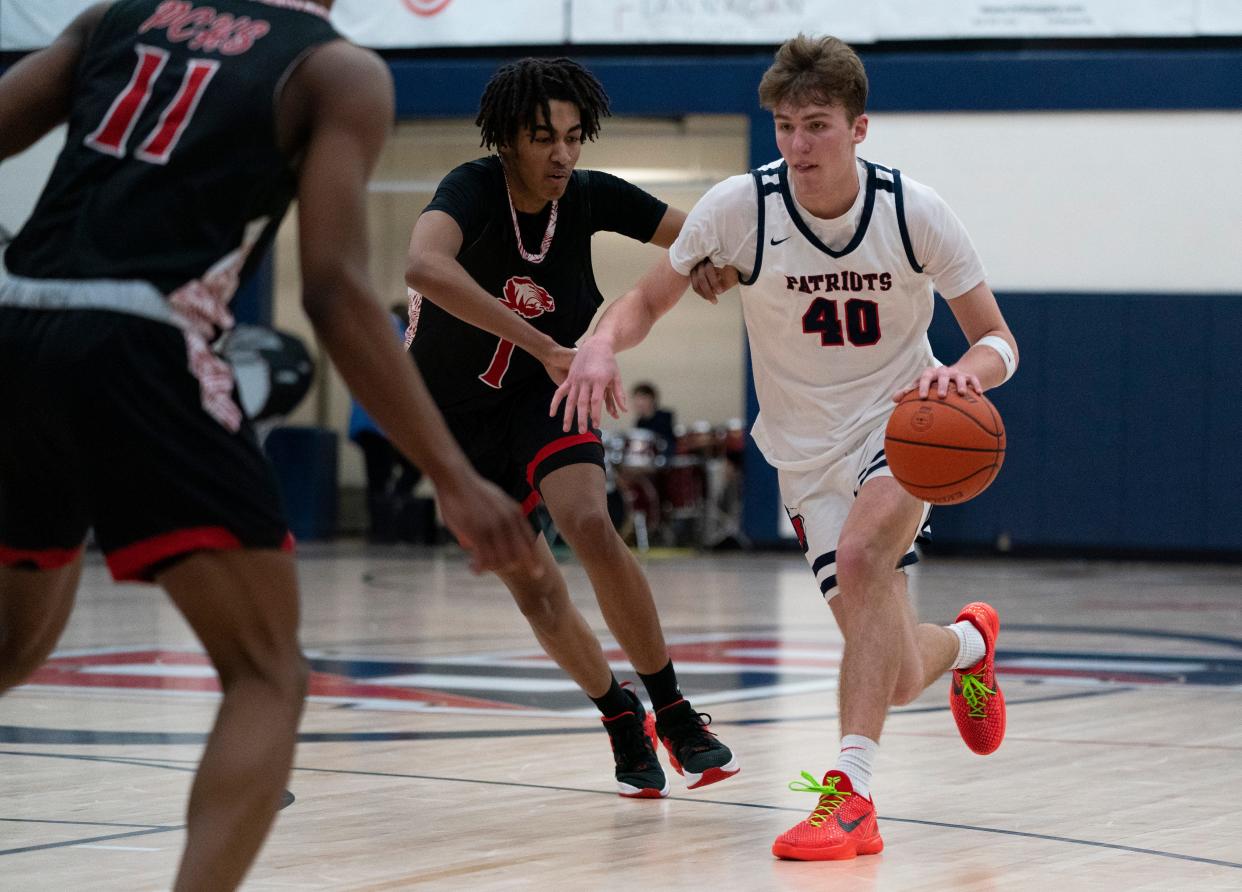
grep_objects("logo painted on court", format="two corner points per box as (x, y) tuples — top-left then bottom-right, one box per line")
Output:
(21, 634), (1242, 714)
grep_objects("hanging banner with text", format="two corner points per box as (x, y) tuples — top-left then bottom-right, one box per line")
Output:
(1196, 0), (1242, 35)
(328, 0), (564, 49)
(0, 0), (565, 50)
(0, 0), (1236, 51)
(568, 0), (874, 45)
(1, 0), (94, 49)
(873, 0), (1196, 40)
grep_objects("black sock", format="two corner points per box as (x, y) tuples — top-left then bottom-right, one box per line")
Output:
(638, 660), (683, 714)
(590, 676), (634, 718)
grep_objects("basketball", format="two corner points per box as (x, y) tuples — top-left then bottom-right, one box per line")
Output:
(884, 388), (1006, 505)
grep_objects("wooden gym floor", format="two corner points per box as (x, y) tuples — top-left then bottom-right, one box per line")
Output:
(2, 544), (1240, 890)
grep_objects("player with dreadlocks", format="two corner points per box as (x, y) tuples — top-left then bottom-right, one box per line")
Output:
(403, 57), (739, 798)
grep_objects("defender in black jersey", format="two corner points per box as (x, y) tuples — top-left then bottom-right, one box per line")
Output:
(0, 3), (536, 889)
(405, 58), (739, 798)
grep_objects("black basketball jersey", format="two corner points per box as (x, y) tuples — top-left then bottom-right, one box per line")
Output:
(5, 0), (340, 296)
(409, 156), (667, 411)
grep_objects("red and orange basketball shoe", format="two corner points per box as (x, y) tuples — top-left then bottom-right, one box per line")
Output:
(950, 600), (1007, 755)
(601, 688), (669, 798)
(772, 770), (883, 861)
(654, 699), (739, 790)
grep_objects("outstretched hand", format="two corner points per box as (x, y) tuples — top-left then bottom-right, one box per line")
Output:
(549, 335), (625, 434)
(436, 474), (541, 576)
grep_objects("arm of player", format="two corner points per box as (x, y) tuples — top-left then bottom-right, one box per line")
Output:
(292, 42), (537, 575)
(0, 2), (110, 161)
(551, 256), (691, 433)
(405, 211), (575, 383)
(645, 205), (738, 305)
(894, 281), (1019, 400)
(646, 206), (685, 249)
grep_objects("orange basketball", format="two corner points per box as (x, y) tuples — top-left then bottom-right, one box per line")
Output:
(884, 388), (1006, 505)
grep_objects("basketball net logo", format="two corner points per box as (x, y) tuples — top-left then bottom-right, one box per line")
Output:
(402, 0), (452, 16)
(480, 276), (556, 388)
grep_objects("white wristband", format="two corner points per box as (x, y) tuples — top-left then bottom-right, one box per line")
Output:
(975, 335), (1016, 383)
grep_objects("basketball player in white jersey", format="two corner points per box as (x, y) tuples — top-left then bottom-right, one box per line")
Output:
(552, 34), (1019, 861)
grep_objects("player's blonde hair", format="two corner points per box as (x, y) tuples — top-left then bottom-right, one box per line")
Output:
(758, 34), (868, 120)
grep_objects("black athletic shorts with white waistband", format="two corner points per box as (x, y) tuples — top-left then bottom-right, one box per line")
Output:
(0, 283), (291, 582)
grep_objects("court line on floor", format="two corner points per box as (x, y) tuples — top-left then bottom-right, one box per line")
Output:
(880, 729), (1242, 752)
(0, 687), (1132, 747)
(724, 686), (1131, 726)
(0, 752), (295, 859)
(252, 766), (1242, 871)
(2, 750), (1237, 871)
(303, 621), (1242, 662)
(0, 825), (183, 857)
(1001, 624), (1242, 651)
(0, 817), (171, 830)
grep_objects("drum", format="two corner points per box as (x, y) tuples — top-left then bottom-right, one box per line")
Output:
(662, 455), (706, 512)
(622, 427), (662, 470)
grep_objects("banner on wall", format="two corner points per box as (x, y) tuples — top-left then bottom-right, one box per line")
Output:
(874, 0), (1196, 39)
(0, 0), (91, 49)
(1197, 0), (1242, 35)
(568, 1), (873, 45)
(0, 0), (567, 50)
(328, 0), (564, 48)
(0, 0), (1237, 51)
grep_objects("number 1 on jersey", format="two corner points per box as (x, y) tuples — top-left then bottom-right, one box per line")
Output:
(85, 45), (219, 165)
(479, 339), (517, 389)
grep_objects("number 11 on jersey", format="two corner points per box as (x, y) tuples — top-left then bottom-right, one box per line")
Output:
(85, 44), (219, 165)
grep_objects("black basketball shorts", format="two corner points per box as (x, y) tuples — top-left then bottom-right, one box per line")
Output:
(440, 376), (605, 519)
(0, 304), (291, 582)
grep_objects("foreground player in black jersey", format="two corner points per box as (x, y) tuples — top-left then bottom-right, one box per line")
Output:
(0, 2), (537, 889)
(405, 58), (738, 797)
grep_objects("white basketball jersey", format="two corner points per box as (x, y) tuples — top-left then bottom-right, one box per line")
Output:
(739, 158), (948, 472)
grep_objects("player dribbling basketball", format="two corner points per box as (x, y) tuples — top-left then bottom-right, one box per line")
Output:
(553, 34), (1020, 860)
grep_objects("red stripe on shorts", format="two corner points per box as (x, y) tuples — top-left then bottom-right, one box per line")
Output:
(0, 544), (84, 571)
(525, 432), (601, 487)
(107, 526), (294, 583)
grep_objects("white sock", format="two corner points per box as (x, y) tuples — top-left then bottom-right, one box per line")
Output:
(948, 619), (987, 670)
(833, 734), (878, 799)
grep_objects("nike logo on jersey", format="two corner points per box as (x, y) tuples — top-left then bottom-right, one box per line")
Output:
(769, 235), (792, 246)
(837, 813), (867, 833)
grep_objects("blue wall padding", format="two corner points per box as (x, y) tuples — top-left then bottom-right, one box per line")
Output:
(922, 292), (1242, 553)
(265, 426), (339, 542)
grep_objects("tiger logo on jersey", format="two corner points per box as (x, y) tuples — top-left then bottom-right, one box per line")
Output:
(500, 276), (555, 319)
(475, 277), (557, 389)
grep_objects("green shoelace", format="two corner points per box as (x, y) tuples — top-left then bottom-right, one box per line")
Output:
(958, 671), (997, 718)
(788, 770), (852, 828)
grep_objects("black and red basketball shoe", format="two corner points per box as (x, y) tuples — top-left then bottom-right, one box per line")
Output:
(601, 687), (669, 798)
(654, 698), (739, 790)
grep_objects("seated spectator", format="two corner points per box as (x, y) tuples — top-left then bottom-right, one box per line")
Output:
(631, 381), (676, 459)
